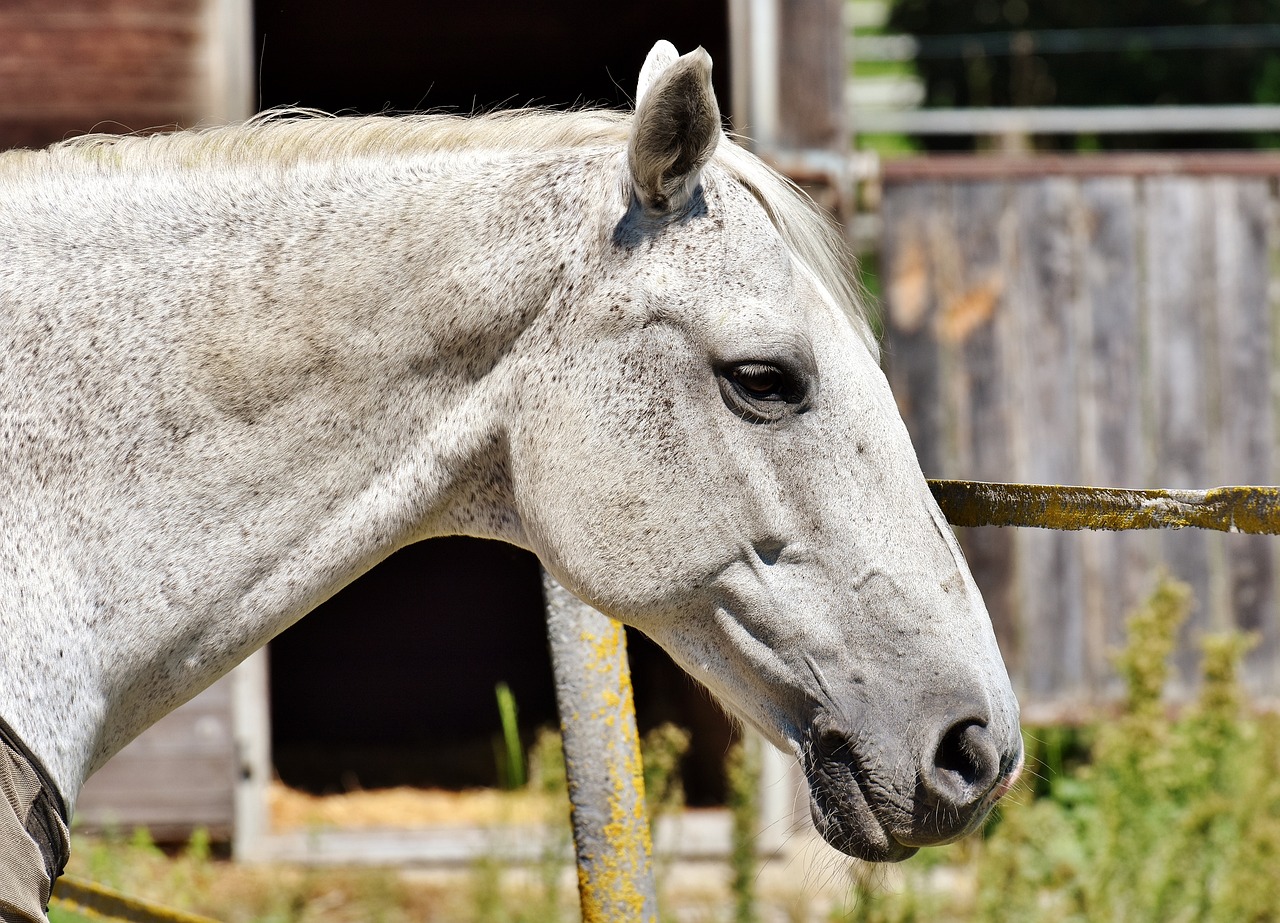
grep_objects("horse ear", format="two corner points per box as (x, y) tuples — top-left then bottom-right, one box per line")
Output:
(628, 44), (720, 214)
(636, 40), (679, 106)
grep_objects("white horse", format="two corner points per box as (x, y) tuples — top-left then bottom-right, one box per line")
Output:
(0, 42), (1020, 917)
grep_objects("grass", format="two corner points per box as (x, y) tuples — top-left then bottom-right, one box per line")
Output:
(54, 823), (514, 923)
(51, 724), (690, 923)
(53, 575), (1280, 922)
(494, 682), (526, 791)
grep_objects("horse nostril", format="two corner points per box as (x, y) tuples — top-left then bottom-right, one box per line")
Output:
(925, 719), (1000, 808)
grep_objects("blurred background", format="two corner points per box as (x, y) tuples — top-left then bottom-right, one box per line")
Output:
(859, 0), (1280, 152)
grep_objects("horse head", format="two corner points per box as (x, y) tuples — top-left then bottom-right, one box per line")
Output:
(510, 42), (1022, 861)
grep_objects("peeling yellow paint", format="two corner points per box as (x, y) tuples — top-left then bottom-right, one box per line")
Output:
(563, 617), (657, 923)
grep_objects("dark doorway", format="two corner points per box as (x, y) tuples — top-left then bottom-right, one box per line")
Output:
(255, 2), (730, 115)
(270, 538), (555, 791)
(259, 0), (736, 806)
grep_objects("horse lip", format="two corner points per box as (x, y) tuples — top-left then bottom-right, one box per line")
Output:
(984, 747), (1025, 807)
(806, 780), (918, 862)
(803, 740), (919, 862)
(970, 738), (1025, 816)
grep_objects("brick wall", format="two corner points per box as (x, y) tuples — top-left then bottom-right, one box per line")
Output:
(0, 0), (207, 149)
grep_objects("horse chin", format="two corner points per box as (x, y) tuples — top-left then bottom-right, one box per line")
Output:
(804, 758), (918, 863)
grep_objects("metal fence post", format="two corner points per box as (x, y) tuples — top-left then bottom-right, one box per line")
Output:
(542, 570), (659, 923)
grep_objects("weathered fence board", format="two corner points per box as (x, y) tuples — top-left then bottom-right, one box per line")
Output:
(881, 181), (947, 475)
(1077, 177), (1149, 696)
(1014, 178), (1089, 701)
(1147, 177), (1219, 679)
(951, 181), (1021, 673)
(74, 673), (237, 839)
(1212, 179), (1278, 681)
(881, 155), (1280, 712)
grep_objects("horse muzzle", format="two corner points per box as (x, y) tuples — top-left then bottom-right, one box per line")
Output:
(801, 706), (1024, 861)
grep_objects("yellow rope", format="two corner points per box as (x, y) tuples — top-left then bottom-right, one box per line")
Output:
(929, 481), (1280, 534)
(51, 875), (221, 923)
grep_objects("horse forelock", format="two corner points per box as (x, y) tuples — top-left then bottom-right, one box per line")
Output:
(0, 107), (873, 342)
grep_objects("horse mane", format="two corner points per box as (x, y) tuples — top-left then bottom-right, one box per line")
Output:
(5, 109), (632, 171)
(711, 138), (874, 346)
(1, 108), (872, 341)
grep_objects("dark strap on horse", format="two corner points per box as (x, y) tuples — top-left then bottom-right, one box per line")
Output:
(0, 714), (69, 897)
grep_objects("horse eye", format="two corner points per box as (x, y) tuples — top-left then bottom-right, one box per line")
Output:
(731, 363), (787, 399)
(717, 361), (808, 423)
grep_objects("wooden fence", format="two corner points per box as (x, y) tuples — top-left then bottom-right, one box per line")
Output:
(879, 154), (1280, 715)
(75, 673), (238, 840)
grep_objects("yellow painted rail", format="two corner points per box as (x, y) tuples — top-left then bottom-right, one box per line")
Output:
(930, 481), (1280, 535)
(51, 875), (221, 923)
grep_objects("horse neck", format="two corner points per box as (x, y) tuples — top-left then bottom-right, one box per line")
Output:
(0, 144), (616, 802)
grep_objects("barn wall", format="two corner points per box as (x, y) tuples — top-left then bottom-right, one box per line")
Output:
(879, 155), (1280, 717)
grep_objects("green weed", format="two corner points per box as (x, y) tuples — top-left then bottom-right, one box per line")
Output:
(494, 682), (526, 791)
(973, 574), (1280, 923)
